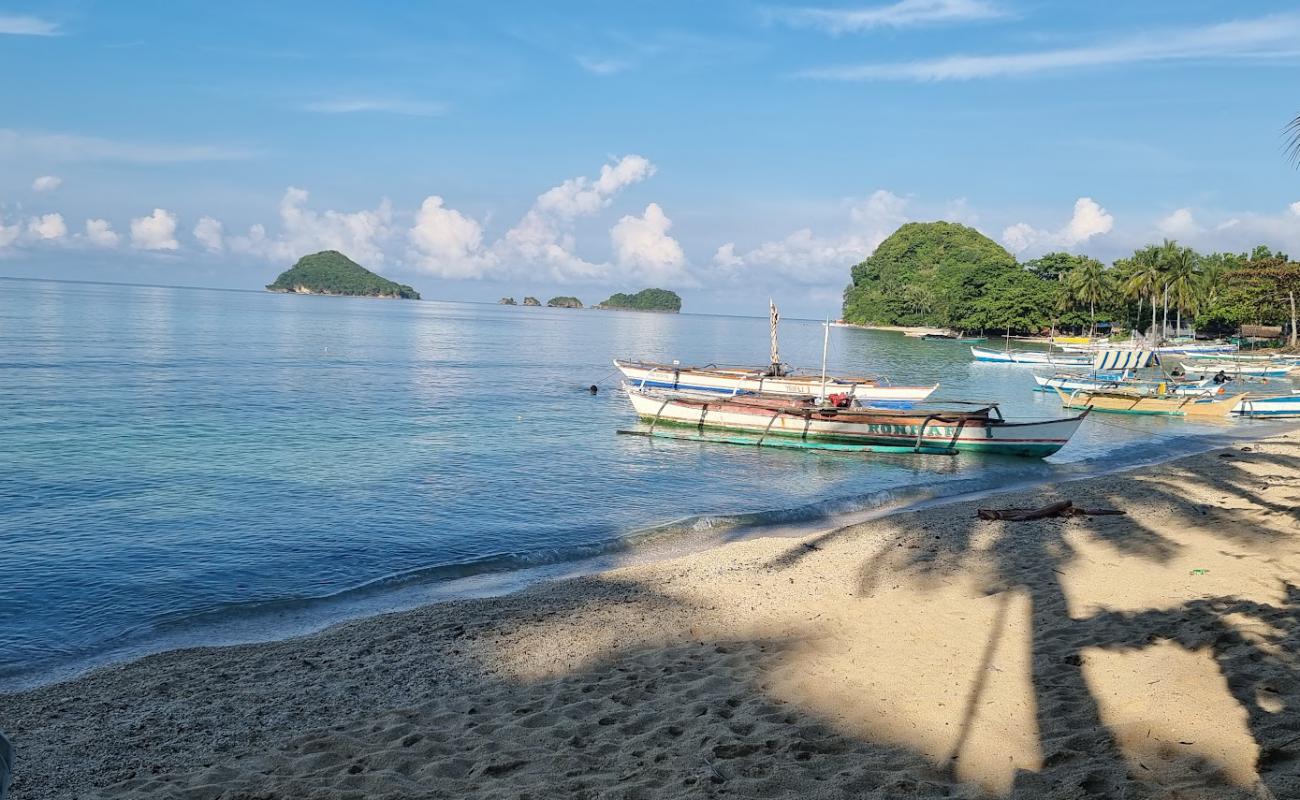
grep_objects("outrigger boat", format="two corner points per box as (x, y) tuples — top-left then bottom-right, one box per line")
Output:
(1053, 386), (1242, 418)
(1033, 373), (1221, 397)
(615, 300), (939, 402)
(1183, 352), (1300, 364)
(614, 359), (938, 401)
(1232, 392), (1300, 417)
(971, 346), (1090, 366)
(1180, 362), (1293, 378)
(622, 387), (1088, 458)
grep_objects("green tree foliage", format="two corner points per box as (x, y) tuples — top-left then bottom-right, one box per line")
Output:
(546, 296), (583, 308)
(842, 222), (1018, 329)
(598, 288), (682, 312)
(266, 250), (420, 299)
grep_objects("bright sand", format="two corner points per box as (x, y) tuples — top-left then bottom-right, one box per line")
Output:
(4, 433), (1300, 799)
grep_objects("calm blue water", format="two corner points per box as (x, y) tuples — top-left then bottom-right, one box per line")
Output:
(0, 278), (1288, 689)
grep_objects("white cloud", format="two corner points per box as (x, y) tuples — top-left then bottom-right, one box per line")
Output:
(772, 0), (1003, 33)
(28, 212), (66, 240)
(575, 55), (631, 75)
(31, 175), (61, 191)
(407, 196), (495, 278)
(713, 242), (742, 268)
(1157, 207), (1201, 238)
(84, 218), (120, 247)
(0, 129), (254, 163)
(718, 189), (911, 282)
(130, 208), (179, 250)
(1001, 197), (1113, 255)
(799, 12), (1300, 80)
(230, 188), (393, 265)
(0, 222), (20, 248)
(193, 216), (225, 252)
(0, 14), (60, 35)
(494, 154), (657, 281)
(301, 98), (445, 116)
(610, 203), (690, 284)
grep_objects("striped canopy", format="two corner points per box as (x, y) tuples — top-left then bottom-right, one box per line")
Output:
(1093, 349), (1158, 371)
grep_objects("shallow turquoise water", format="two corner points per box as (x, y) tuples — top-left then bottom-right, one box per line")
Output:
(0, 278), (1284, 688)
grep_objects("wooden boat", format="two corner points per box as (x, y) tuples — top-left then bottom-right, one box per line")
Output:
(1053, 386), (1242, 418)
(624, 387), (1088, 458)
(1183, 352), (1300, 364)
(1179, 362), (1293, 378)
(613, 359), (938, 401)
(1033, 373), (1220, 397)
(971, 346), (1089, 366)
(1059, 341), (1236, 355)
(1232, 392), (1300, 417)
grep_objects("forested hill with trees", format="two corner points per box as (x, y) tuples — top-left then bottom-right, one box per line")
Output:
(841, 222), (1300, 343)
(266, 251), (420, 299)
(598, 288), (682, 312)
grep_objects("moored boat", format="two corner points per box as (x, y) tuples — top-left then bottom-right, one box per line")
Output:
(1179, 362), (1293, 378)
(613, 359), (938, 401)
(971, 346), (1090, 366)
(1032, 373), (1220, 397)
(1053, 386), (1242, 417)
(624, 387), (1087, 458)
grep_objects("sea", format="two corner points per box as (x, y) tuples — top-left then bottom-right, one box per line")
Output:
(0, 277), (1289, 691)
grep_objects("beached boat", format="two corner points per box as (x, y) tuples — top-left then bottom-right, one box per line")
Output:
(624, 387), (1088, 458)
(1052, 386), (1242, 417)
(1231, 393), (1300, 417)
(970, 346), (1090, 366)
(1032, 373), (1220, 397)
(613, 359), (938, 401)
(1179, 362), (1293, 378)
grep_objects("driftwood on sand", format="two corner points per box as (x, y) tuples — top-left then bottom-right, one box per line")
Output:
(977, 500), (1126, 522)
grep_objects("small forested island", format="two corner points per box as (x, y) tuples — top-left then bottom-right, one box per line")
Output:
(597, 288), (682, 313)
(841, 220), (1300, 341)
(498, 297), (517, 305)
(522, 296), (541, 307)
(266, 251), (420, 299)
(547, 296), (583, 308)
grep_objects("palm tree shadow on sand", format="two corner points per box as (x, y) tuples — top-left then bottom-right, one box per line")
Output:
(764, 438), (1300, 798)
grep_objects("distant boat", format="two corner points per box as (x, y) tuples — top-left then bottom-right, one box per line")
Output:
(971, 346), (1090, 366)
(1183, 352), (1300, 365)
(1053, 386), (1241, 418)
(1232, 393), (1300, 417)
(1179, 362), (1293, 378)
(623, 387), (1088, 458)
(614, 359), (938, 401)
(1059, 341), (1236, 355)
(1033, 373), (1221, 397)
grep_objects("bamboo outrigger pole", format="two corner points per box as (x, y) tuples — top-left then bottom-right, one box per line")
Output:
(769, 299), (782, 376)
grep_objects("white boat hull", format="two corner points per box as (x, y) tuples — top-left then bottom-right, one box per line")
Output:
(1032, 374), (1220, 397)
(1180, 362), (1293, 378)
(614, 360), (937, 401)
(1232, 394), (1300, 416)
(970, 346), (1089, 366)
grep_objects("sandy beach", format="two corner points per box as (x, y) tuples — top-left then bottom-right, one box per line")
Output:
(5, 432), (1300, 799)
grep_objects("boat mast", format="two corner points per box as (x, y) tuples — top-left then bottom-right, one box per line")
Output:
(819, 317), (830, 400)
(769, 299), (782, 376)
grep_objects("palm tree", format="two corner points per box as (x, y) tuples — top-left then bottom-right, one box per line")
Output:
(1157, 239), (1184, 337)
(1123, 246), (1163, 343)
(1064, 258), (1109, 337)
(1162, 246), (1200, 336)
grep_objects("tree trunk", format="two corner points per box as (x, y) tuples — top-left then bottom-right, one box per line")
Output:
(1162, 285), (1169, 338)
(1291, 290), (1297, 348)
(1150, 295), (1158, 345)
(1176, 308), (1182, 338)
(1089, 299), (1096, 338)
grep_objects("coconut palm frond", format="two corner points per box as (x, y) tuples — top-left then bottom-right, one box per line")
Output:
(1286, 114), (1300, 167)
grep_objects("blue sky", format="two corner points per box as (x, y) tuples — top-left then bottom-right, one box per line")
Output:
(3, 0), (1300, 316)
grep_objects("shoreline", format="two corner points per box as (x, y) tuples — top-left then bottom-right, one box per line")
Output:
(3, 422), (1284, 696)
(5, 429), (1300, 798)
